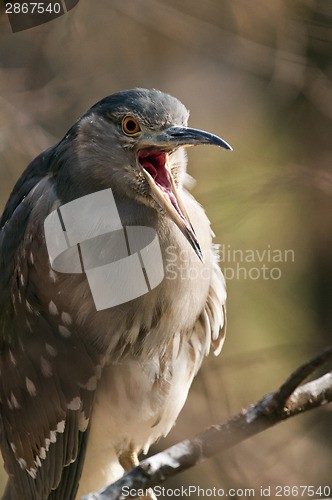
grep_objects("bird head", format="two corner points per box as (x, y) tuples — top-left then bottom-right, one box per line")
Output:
(71, 89), (232, 261)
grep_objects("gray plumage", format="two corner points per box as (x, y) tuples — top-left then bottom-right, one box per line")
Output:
(0, 89), (230, 499)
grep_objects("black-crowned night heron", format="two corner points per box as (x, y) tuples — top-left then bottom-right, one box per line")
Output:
(0, 89), (231, 499)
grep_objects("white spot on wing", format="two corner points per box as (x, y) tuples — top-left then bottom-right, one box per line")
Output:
(80, 375), (97, 391)
(18, 458), (27, 470)
(45, 438), (51, 452)
(36, 422), (66, 463)
(48, 300), (58, 315)
(59, 325), (71, 338)
(26, 377), (37, 396)
(10, 393), (21, 409)
(29, 252), (34, 265)
(50, 430), (56, 443)
(40, 356), (52, 377)
(27, 467), (37, 479)
(61, 312), (72, 325)
(45, 343), (57, 357)
(10, 442), (16, 453)
(56, 420), (65, 433)
(79, 414), (89, 432)
(67, 396), (82, 411)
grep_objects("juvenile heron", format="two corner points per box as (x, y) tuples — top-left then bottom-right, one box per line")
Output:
(0, 89), (231, 499)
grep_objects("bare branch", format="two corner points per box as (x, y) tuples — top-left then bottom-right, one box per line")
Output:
(262, 344), (332, 414)
(82, 346), (332, 500)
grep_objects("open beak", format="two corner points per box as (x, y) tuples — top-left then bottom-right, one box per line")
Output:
(136, 126), (232, 262)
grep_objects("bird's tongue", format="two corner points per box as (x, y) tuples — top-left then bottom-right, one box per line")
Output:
(138, 152), (189, 227)
(139, 153), (171, 196)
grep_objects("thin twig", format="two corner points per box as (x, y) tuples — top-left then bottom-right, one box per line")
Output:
(263, 344), (332, 413)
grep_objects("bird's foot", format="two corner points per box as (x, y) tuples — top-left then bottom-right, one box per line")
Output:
(118, 444), (157, 500)
(140, 488), (157, 500)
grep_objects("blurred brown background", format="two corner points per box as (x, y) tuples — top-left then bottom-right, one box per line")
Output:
(0, 0), (331, 497)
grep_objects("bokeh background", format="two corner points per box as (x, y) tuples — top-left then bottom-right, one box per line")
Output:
(0, 0), (331, 497)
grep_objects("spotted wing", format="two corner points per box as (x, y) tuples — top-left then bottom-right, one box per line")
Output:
(0, 161), (100, 499)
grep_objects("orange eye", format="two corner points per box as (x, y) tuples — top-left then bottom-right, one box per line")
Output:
(122, 116), (141, 135)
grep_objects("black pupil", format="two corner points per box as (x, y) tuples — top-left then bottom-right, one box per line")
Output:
(126, 120), (137, 132)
